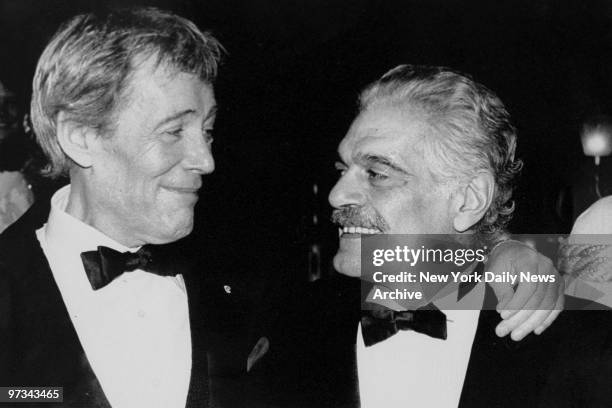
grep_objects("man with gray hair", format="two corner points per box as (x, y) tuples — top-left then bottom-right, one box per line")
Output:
(256, 65), (611, 408)
(0, 11), (575, 407)
(0, 8), (248, 408)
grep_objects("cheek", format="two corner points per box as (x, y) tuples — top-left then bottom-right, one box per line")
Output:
(148, 154), (188, 192)
(379, 187), (447, 234)
(372, 187), (424, 232)
(417, 192), (455, 233)
(394, 199), (429, 233)
(128, 155), (182, 198)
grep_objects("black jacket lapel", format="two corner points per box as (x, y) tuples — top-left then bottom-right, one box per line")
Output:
(1, 202), (110, 407)
(183, 269), (211, 408)
(458, 285), (559, 408)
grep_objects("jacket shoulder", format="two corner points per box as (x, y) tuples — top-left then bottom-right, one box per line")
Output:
(0, 200), (50, 269)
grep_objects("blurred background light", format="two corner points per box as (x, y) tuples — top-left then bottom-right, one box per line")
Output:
(581, 118), (612, 164)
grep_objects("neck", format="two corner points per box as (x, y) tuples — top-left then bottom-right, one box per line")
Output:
(65, 174), (143, 248)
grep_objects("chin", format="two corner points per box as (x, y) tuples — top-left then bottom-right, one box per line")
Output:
(150, 213), (194, 244)
(170, 220), (194, 241)
(333, 252), (361, 278)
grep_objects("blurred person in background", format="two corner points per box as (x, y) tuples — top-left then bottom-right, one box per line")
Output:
(0, 80), (33, 232)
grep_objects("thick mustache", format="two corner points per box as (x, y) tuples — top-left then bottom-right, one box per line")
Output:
(331, 207), (388, 231)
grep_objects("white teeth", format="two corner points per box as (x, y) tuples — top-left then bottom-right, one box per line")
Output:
(341, 226), (380, 235)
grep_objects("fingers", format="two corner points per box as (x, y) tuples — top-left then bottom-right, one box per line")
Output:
(487, 239), (564, 340)
(533, 309), (561, 336)
(534, 279), (565, 335)
(494, 285), (515, 315)
(496, 257), (562, 340)
(529, 258), (558, 311)
(496, 278), (546, 339)
(497, 250), (553, 319)
(497, 271), (538, 319)
(488, 256), (523, 319)
(508, 283), (553, 340)
(511, 309), (552, 341)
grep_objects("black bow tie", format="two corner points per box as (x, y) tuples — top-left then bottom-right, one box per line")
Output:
(81, 245), (175, 290)
(361, 306), (447, 347)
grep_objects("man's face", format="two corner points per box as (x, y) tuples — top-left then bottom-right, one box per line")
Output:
(88, 60), (216, 246)
(329, 104), (457, 276)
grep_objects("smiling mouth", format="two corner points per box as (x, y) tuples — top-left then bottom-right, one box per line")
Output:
(339, 226), (382, 236)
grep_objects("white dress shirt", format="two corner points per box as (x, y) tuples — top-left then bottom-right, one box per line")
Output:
(36, 185), (192, 408)
(357, 276), (485, 408)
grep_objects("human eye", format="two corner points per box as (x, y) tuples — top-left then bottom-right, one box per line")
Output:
(367, 167), (388, 180)
(163, 127), (184, 140)
(366, 165), (394, 187)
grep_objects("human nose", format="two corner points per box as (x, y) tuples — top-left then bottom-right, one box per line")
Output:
(184, 132), (215, 174)
(328, 169), (366, 209)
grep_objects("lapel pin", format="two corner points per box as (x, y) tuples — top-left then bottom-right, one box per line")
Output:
(224, 285), (232, 294)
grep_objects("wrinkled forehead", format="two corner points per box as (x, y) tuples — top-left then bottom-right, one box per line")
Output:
(338, 105), (433, 165)
(123, 57), (215, 111)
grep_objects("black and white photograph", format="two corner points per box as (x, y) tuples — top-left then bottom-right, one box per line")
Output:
(0, 1), (611, 407)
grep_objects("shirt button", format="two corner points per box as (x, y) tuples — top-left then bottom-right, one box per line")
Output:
(137, 310), (146, 318)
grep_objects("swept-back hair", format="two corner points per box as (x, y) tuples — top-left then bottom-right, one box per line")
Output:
(31, 7), (224, 177)
(359, 65), (522, 236)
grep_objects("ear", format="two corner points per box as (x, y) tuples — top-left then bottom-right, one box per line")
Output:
(452, 171), (495, 233)
(56, 111), (98, 169)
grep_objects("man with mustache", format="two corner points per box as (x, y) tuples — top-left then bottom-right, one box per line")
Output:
(0, 8), (252, 407)
(253, 65), (611, 408)
(0, 10), (572, 407)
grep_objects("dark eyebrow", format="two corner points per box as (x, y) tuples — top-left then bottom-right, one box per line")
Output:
(359, 154), (410, 176)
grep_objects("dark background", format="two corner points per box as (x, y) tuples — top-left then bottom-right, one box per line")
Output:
(2, 0), (612, 287)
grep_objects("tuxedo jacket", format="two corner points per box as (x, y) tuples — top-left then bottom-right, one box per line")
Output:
(250, 273), (612, 408)
(0, 201), (253, 408)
